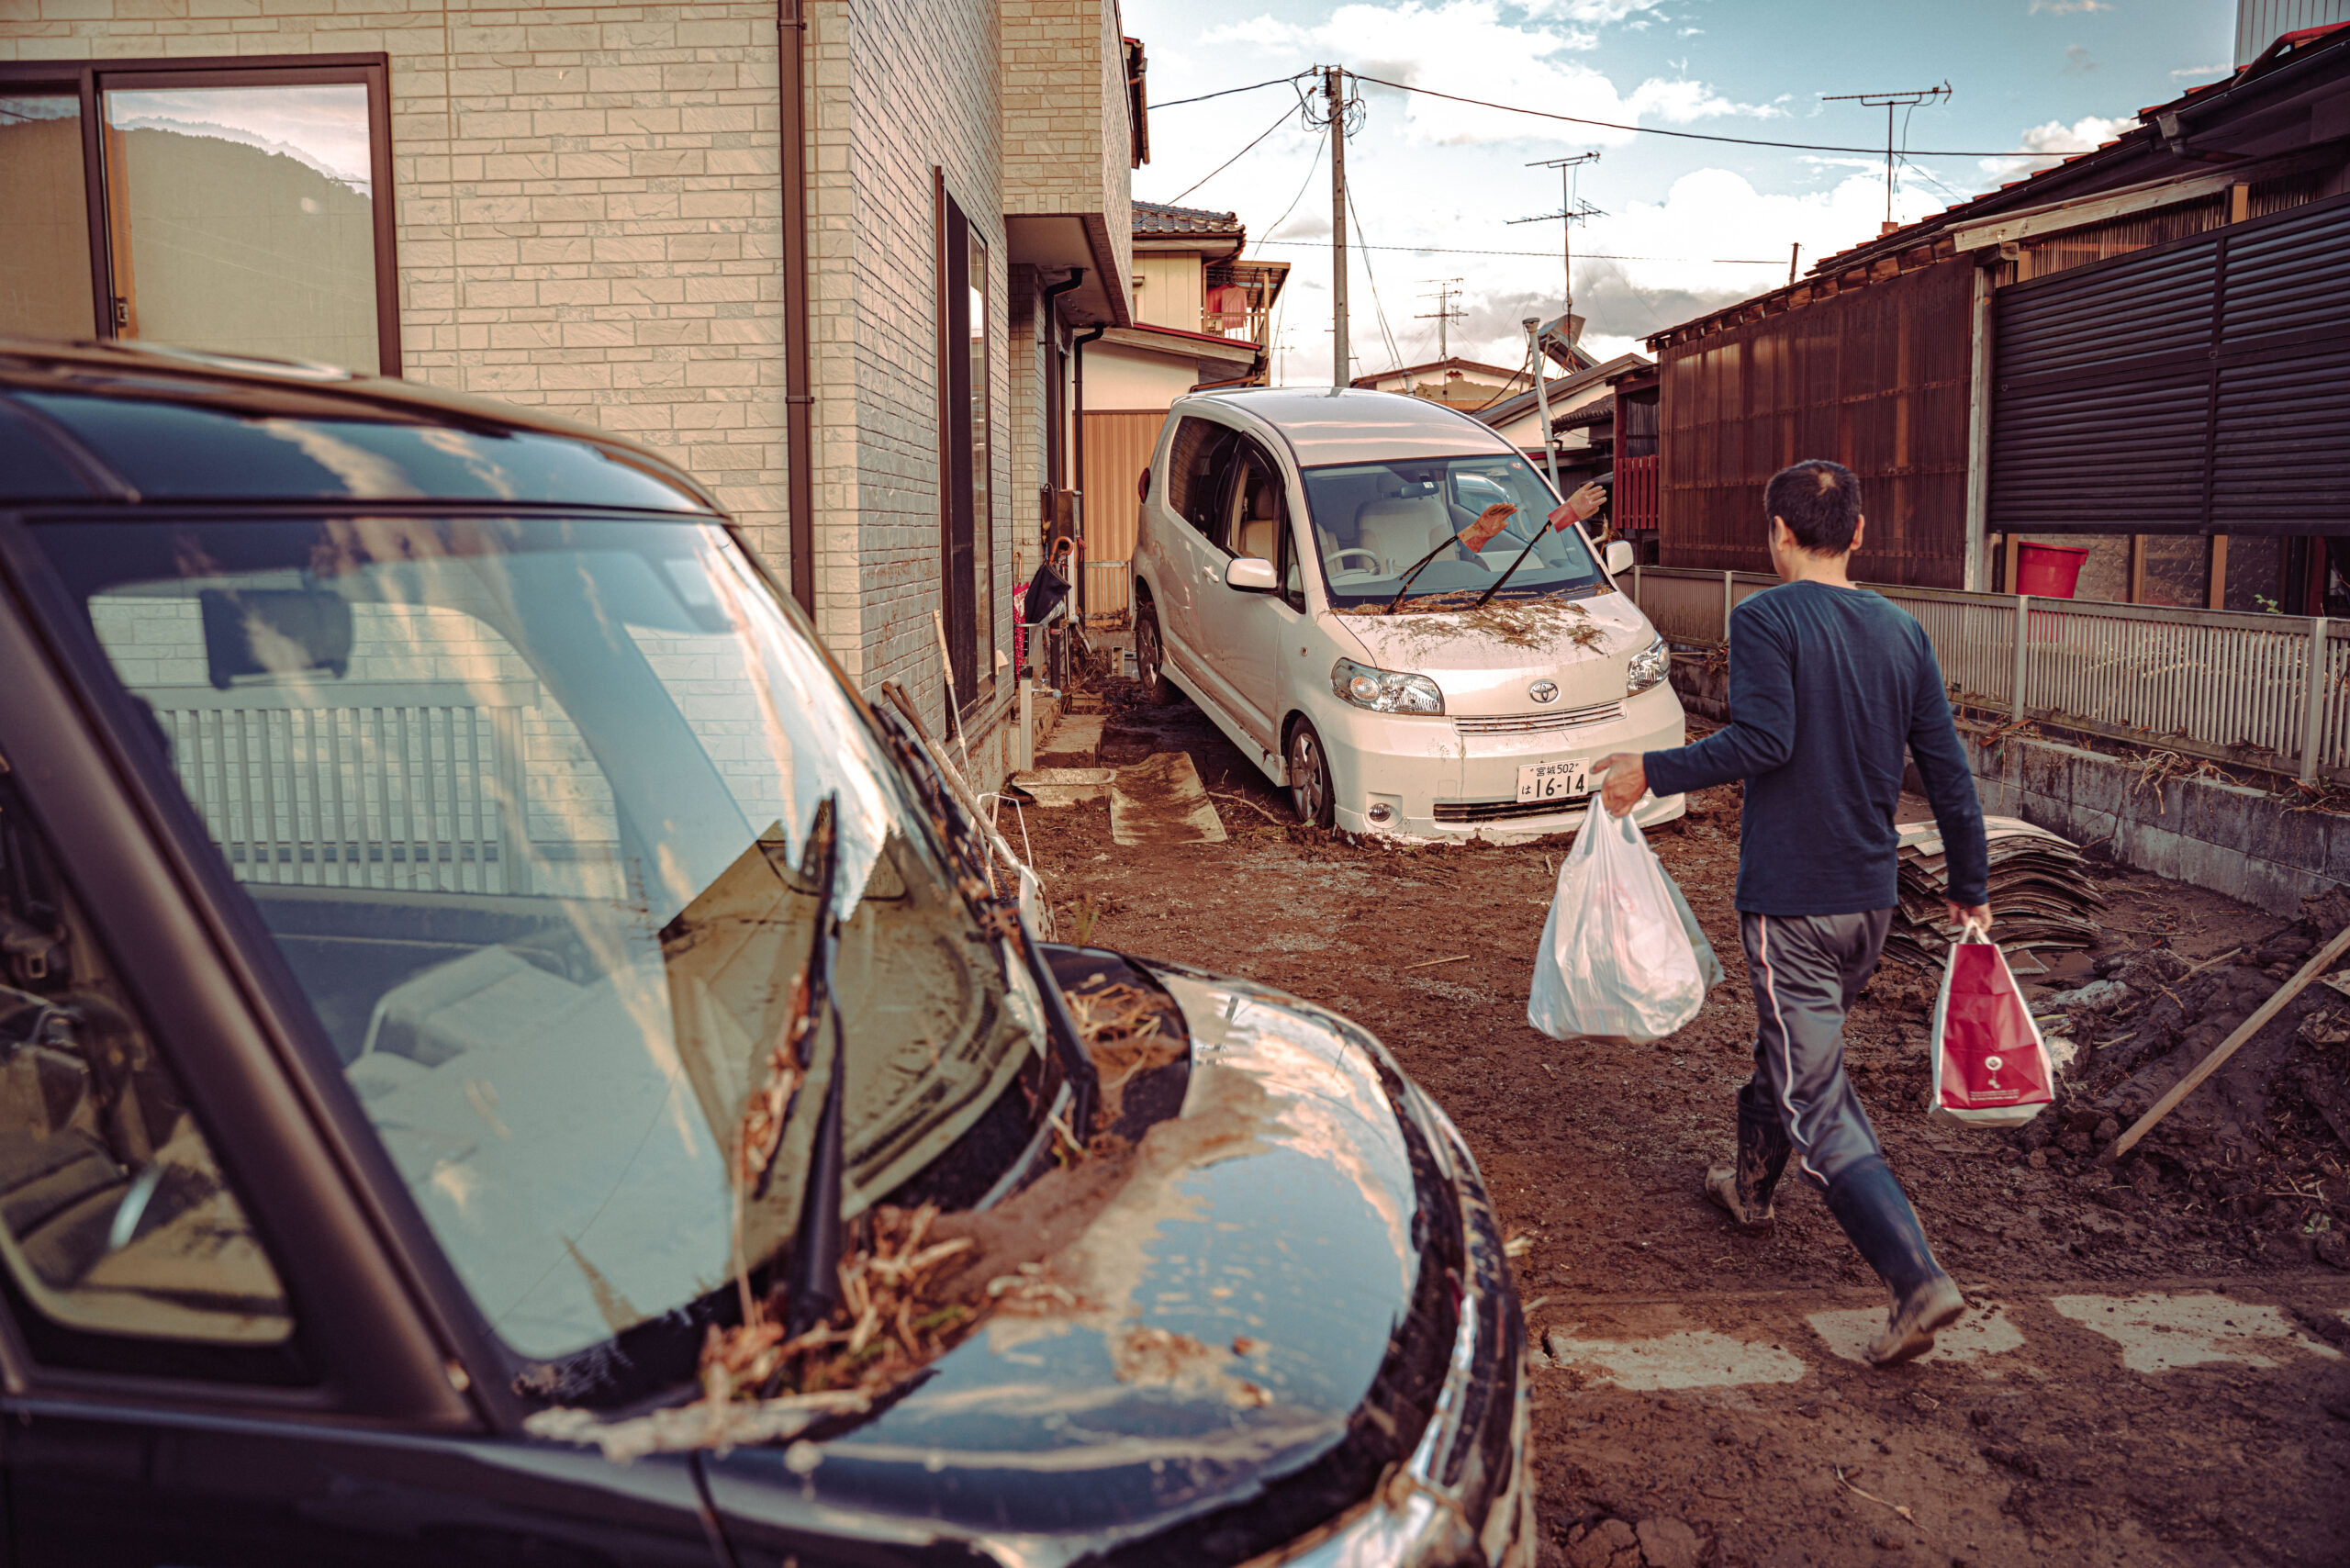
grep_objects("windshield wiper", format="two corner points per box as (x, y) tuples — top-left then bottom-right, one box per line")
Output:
(1382, 534), (1462, 613)
(778, 792), (847, 1338)
(1472, 524), (1550, 610)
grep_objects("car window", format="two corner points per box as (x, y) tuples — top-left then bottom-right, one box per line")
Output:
(1299, 454), (1603, 613)
(1222, 448), (1287, 566)
(0, 767), (293, 1355)
(41, 517), (1044, 1373)
(1163, 416), (1241, 537)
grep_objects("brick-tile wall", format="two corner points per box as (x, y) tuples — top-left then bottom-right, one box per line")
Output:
(0, 0), (793, 574)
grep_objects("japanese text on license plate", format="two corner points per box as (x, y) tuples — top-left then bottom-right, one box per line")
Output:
(1516, 759), (1589, 804)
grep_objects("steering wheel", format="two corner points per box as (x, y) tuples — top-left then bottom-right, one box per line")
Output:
(1326, 547), (1383, 580)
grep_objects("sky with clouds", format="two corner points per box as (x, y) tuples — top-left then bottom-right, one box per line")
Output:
(1125, 0), (2243, 381)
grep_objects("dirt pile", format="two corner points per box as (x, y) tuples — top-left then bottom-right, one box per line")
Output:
(2014, 896), (2350, 1269)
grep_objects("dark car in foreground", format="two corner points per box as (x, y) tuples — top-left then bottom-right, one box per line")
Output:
(0, 339), (1532, 1568)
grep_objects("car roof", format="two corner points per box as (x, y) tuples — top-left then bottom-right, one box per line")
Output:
(1185, 386), (1518, 468)
(0, 338), (721, 513)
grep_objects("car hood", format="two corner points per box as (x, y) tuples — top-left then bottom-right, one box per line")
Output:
(1334, 588), (1653, 715)
(698, 963), (1445, 1566)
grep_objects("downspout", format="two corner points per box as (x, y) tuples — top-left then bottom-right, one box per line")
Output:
(1072, 321), (1108, 616)
(779, 0), (817, 611)
(1039, 268), (1085, 493)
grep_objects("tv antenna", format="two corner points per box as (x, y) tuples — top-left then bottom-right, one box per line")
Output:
(1821, 83), (1950, 232)
(1511, 151), (1604, 319)
(1414, 278), (1465, 360)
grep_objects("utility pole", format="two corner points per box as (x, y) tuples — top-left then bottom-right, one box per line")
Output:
(1326, 65), (1348, 392)
(1511, 151), (1602, 319)
(1788, 241), (1801, 286)
(1414, 279), (1465, 361)
(1821, 83), (1949, 233)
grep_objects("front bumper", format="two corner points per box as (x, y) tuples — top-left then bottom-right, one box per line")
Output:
(1319, 682), (1686, 844)
(1248, 1005), (1538, 1568)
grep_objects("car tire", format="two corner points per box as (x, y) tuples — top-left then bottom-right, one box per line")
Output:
(1287, 718), (1335, 828)
(1135, 602), (1178, 705)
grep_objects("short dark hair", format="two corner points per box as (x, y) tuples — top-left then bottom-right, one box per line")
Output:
(1764, 460), (1863, 554)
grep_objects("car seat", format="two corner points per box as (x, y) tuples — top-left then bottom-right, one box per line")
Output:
(1353, 495), (1452, 575)
(1235, 481), (1281, 563)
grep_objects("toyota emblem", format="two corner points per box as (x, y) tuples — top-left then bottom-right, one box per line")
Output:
(1528, 680), (1559, 704)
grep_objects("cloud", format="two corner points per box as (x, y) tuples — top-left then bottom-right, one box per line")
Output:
(2171, 62), (2232, 81)
(2064, 44), (2098, 74)
(2029, 0), (2109, 13)
(1204, 1), (1780, 148)
(1978, 112), (2132, 179)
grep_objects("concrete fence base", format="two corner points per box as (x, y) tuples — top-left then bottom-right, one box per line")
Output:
(1664, 655), (2348, 919)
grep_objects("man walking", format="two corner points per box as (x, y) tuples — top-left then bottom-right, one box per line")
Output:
(1592, 460), (1990, 1367)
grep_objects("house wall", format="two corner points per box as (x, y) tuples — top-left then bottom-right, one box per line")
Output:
(1657, 256), (1974, 588)
(1489, 379), (1611, 451)
(819, 0), (1004, 724)
(1132, 251), (1203, 332)
(1001, 0), (1131, 307)
(0, 0), (796, 570)
(1084, 341), (1198, 410)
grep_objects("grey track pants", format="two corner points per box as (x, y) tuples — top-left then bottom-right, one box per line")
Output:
(1737, 909), (1895, 1190)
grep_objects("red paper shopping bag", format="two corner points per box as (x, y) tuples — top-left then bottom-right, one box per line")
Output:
(1929, 925), (2054, 1128)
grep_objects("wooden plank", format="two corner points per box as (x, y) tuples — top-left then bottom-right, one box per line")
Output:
(2110, 923), (2350, 1158)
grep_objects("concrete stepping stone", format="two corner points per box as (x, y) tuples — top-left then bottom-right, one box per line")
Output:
(2051, 1292), (2344, 1372)
(1110, 753), (1226, 846)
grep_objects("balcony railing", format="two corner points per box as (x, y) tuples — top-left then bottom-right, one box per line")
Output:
(1626, 566), (2348, 785)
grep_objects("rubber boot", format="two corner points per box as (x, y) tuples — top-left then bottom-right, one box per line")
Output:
(1823, 1155), (1964, 1367)
(1704, 1103), (1790, 1231)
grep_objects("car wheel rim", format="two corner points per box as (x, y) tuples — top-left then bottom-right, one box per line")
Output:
(1138, 620), (1158, 683)
(1290, 731), (1324, 823)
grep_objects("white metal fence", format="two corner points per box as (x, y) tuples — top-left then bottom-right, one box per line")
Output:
(149, 682), (535, 894)
(1082, 559), (1132, 623)
(1628, 565), (2348, 784)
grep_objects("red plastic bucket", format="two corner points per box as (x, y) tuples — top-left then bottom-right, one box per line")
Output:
(2015, 543), (2087, 599)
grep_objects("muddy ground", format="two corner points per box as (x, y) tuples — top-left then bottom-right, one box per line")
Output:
(1012, 678), (2350, 1567)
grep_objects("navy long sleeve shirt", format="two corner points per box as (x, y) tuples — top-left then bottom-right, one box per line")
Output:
(1642, 580), (1989, 916)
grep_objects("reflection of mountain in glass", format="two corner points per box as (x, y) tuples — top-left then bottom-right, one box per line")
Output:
(108, 115), (372, 198)
(112, 126), (378, 373)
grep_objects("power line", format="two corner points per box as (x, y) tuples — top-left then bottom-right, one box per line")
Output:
(1343, 72), (2029, 157)
(1153, 73), (1309, 109)
(1167, 99), (1302, 205)
(1347, 191), (1405, 373)
(1250, 137), (1326, 256)
(1251, 239), (1779, 263)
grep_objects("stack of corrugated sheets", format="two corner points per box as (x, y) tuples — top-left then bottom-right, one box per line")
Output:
(1885, 816), (2107, 970)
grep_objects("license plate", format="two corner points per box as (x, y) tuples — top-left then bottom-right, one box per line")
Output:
(1516, 759), (1589, 804)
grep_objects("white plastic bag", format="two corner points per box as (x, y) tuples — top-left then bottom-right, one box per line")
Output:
(1528, 807), (1719, 1043)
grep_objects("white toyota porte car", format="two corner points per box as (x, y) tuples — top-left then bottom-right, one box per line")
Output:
(1131, 386), (1688, 840)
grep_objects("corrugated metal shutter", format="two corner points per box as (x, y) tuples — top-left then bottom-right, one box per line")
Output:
(1989, 190), (2350, 535)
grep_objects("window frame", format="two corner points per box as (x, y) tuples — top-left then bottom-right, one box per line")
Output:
(0, 54), (400, 377)
(933, 172), (996, 712)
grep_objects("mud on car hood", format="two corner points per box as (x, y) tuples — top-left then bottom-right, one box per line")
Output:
(699, 961), (1519, 1567)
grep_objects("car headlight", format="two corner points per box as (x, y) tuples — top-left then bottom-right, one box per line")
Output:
(1332, 657), (1445, 715)
(1626, 634), (1669, 696)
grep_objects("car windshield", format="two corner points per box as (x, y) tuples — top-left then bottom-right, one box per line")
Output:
(32, 515), (1043, 1365)
(1298, 455), (1603, 612)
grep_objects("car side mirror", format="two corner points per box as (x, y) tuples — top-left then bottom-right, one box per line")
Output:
(1604, 539), (1635, 577)
(1225, 556), (1280, 593)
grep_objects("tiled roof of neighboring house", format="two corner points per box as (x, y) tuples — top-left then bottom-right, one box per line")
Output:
(1133, 200), (1245, 236)
(1350, 356), (1531, 387)
(1552, 393), (1614, 431)
(1476, 353), (1650, 429)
